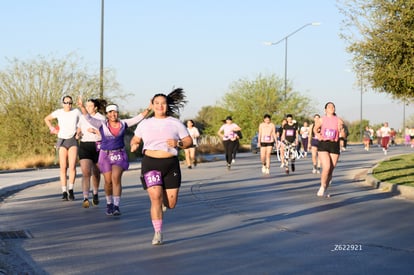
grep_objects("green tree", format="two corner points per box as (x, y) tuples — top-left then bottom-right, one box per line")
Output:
(0, 53), (121, 164)
(194, 105), (228, 136)
(338, 0), (414, 100)
(198, 74), (316, 142)
(346, 119), (370, 142)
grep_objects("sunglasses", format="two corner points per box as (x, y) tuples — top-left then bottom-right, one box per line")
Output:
(63, 102), (73, 105)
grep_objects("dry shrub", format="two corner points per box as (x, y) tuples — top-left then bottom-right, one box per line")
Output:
(0, 154), (56, 170)
(197, 143), (224, 154)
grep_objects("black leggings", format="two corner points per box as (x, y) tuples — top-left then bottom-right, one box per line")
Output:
(223, 140), (237, 165)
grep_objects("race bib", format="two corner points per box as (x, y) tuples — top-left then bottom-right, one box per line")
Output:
(323, 128), (337, 140)
(286, 129), (294, 136)
(108, 151), (124, 164)
(264, 135), (271, 141)
(144, 170), (163, 188)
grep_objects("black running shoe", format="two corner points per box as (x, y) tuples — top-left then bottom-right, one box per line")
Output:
(92, 194), (99, 206)
(291, 163), (295, 172)
(106, 203), (114, 216)
(113, 206), (121, 216)
(62, 192), (68, 201)
(68, 189), (75, 201)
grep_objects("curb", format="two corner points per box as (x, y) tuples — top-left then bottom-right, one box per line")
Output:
(365, 167), (414, 200)
(0, 177), (60, 202)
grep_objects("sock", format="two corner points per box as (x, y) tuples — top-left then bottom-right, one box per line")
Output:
(113, 196), (120, 207)
(106, 195), (113, 205)
(83, 191), (89, 199)
(62, 186), (67, 192)
(152, 219), (163, 233)
(68, 183), (74, 190)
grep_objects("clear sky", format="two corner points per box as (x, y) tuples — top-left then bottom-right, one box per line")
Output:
(1, 0), (413, 129)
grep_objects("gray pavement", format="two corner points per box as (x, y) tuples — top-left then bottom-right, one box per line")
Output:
(1, 145), (414, 274)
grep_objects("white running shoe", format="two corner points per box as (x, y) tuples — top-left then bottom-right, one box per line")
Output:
(262, 165), (266, 173)
(312, 168), (317, 174)
(317, 187), (325, 197)
(280, 163), (284, 168)
(265, 167), (270, 175)
(152, 232), (163, 245)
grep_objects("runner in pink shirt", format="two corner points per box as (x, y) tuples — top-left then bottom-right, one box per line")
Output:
(217, 116), (241, 170)
(313, 102), (346, 197)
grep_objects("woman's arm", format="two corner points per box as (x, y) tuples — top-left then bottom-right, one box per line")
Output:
(130, 135), (142, 153)
(338, 118), (346, 139)
(124, 104), (152, 127)
(179, 135), (193, 149)
(272, 124), (277, 141)
(258, 124), (263, 146)
(217, 126), (224, 139)
(44, 114), (58, 134)
(123, 113), (145, 127)
(193, 127), (200, 138)
(313, 119), (323, 140)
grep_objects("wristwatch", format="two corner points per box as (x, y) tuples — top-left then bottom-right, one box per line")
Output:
(178, 140), (183, 147)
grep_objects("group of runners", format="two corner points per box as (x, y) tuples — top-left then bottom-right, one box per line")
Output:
(44, 89), (192, 245)
(44, 95), (345, 245)
(252, 102), (346, 197)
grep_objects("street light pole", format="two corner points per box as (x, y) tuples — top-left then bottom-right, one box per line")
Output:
(99, 0), (104, 99)
(265, 22), (320, 101)
(403, 98), (406, 135)
(360, 72), (363, 142)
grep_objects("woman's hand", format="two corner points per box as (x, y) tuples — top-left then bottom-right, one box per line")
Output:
(166, 139), (178, 148)
(77, 95), (83, 107)
(130, 143), (139, 152)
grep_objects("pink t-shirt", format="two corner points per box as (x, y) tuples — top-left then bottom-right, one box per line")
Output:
(134, 116), (189, 156)
(219, 123), (239, 141)
(321, 115), (339, 141)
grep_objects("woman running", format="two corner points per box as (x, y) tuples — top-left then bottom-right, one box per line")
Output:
(308, 114), (321, 174)
(44, 95), (81, 201)
(258, 114), (277, 175)
(313, 102), (345, 197)
(217, 116), (241, 170)
(130, 88), (192, 245)
(184, 120), (200, 169)
(79, 99), (151, 216)
(77, 98), (106, 208)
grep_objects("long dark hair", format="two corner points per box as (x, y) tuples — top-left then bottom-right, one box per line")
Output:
(88, 98), (107, 114)
(151, 88), (187, 117)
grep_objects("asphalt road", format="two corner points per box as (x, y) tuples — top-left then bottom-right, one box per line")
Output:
(1, 145), (413, 275)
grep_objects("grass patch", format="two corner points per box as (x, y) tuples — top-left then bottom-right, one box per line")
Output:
(0, 154), (57, 170)
(373, 153), (414, 187)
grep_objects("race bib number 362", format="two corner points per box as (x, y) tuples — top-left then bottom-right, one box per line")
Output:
(144, 170), (163, 188)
